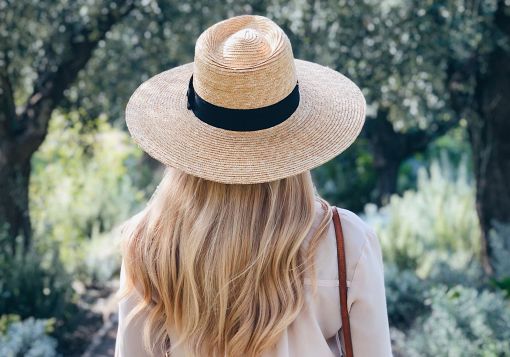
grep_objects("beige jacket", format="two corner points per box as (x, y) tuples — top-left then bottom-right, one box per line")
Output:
(115, 200), (393, 356)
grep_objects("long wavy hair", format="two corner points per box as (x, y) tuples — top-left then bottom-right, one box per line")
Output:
(119, 166), (334, 356)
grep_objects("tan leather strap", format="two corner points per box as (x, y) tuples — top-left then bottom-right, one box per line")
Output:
(332, 206), (354, 357)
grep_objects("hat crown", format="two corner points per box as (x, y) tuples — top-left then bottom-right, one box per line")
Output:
(223, 28), (272, 62)
(193, 15), (297, 109)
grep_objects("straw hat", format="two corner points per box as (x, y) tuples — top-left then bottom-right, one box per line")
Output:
(125, 14), (366, 184)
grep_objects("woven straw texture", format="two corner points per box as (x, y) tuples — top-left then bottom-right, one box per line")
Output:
(125, 15), (366, 184)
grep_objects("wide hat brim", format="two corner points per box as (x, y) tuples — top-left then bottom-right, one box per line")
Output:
(125, 59), (366, 184)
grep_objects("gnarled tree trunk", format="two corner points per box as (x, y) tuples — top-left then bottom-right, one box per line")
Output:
(0, 158), (32, 254)
(447, 0), (510, 274)
(469, 44), (510, 274)
(0, 0), (136, 253)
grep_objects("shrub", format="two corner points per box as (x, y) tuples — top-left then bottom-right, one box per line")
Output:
(384, 264), (430, 329)
(489, 221), (510, 280)
(396, 285), (510, 356)
(427, 259), (484, 288)
(30, 111), (146, 274)
(488, 221), (510, 296)
(75, 224), (123, 285)
(0, 316), (58, 357)
(0, 242), (74, 320)
(364, 157), (480, 277)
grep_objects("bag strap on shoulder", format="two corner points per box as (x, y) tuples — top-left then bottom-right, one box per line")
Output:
(332, 206), (354, 357)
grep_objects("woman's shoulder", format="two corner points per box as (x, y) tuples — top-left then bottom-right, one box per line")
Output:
(310, 201), (381, 284)
(335, 207), (381, 281)
(303, 202), (385, 339)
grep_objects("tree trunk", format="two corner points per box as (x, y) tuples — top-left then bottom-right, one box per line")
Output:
(0, 0), (136, 254)
(468, 44), (510, 275)
(446, 1), (510, 275)
(364, 114), (405, 205)
(0, 155), (32, 255)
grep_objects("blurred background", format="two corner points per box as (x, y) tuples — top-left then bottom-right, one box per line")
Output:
(1, 0), (509, 356)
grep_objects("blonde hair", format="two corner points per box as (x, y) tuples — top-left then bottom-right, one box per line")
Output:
(119, 167), (334, 356)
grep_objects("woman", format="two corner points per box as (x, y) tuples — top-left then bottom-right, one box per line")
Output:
(115, 14), (392, 357)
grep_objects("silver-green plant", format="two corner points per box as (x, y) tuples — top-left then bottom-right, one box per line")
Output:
(395, 285), (510, 357)
(384, 264), (431, 329)
(489, 221), (510, 281)
(76, 223), (123, 285)
(364, 156), (480, 277)
(0, 317), (58, 357)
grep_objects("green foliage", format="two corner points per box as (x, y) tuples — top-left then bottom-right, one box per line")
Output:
(0, 316), (58, 357)
(399, 127), (473, 193)
(76, 226), (123, 285)
(394, 285), (510, 357)
(489, 221), (510, 280)
(386, 265), (510, 356)
(312, 137), (377, 211)
(364, 157), (480, 276)
(488, 222), (510, 296)
(0, 0), (271, 120)
(30, 111), (145, 272)
(0, 315), (20, 335)
(0, 242), (74, 320)
(7, 0), (500, 131)
(384, 263), (431, 329)
(427, 259), (484, 289)
(384, 264), (431, 329)
(377, 156), (510, 355)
